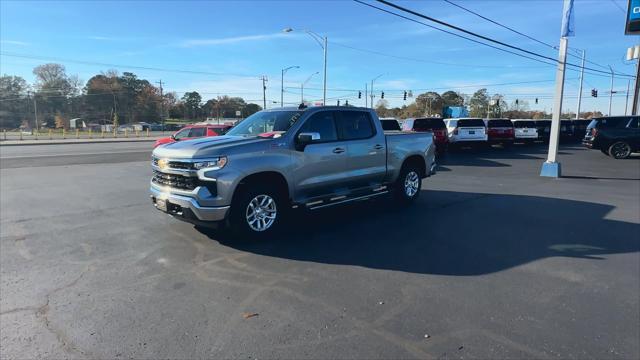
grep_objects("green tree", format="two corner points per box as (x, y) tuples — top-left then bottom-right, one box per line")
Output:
(182, 91), (202, 119)
(469, 88), (489, 117)
(0, 75), (29, 128)
(415, 91), (443, 116)
(441, 91), (464, 107)
(243, 103), (262, 117)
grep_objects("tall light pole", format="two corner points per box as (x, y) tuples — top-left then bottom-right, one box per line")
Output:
(301, 71), (319, 103)
(370, 73), (385, 109)
(283, 28), (327, 105)
(575, 49), (585, 119)
(281, 65), (299, 107)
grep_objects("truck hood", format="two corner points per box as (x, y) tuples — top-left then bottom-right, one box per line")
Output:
(152, 135), (270, 159)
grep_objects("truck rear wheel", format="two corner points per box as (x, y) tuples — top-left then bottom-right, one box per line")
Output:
(230, 185), (284, 238)
(394, 164), (422, 205)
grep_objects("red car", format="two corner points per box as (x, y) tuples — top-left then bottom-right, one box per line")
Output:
(153, 124), (232, 148)
(402, 117), (449, 153)
(485, 119), (515, 147)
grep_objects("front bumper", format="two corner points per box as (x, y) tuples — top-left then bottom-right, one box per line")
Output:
(150, 183), (229, 222)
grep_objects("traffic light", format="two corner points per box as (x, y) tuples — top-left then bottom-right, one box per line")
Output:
(403, 91), (407, 100)
(535, 98), (538, 104)
(345, 100), (349, 106)
(515, 99), (519, 105)
(591, 89), (598, 97)
(358, 91), (362, 99)
(337, 100), (340, 106)
(496, 99), (500, 106)
(381, 91), (385, 99)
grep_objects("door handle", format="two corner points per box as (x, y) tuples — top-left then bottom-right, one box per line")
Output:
(333, 147), (345, 154)
(373, 144), (384, 150)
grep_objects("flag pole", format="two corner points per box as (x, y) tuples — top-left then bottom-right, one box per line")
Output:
(541, 0), (574, 178)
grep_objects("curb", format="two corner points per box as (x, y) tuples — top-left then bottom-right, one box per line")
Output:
(0, 138), (160, 146)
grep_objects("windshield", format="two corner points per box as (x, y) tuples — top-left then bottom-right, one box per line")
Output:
(226, 110), (303, 137)
(381, 119), (401, 131)
(513, 121), (536, 128)
(487, 119), (513, 127)
(414, 118), (446, 130)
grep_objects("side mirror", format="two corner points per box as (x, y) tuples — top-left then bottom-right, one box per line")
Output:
(298, 132), (321, 144)
(170, 135), (177, 140)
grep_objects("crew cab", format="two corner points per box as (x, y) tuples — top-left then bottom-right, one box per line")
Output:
(150, 106), (436, 237)
(402, 117), (449, 153)
(153, 124), (232, 148)
(484, 118), (515, 147)
(583, 115), (640, 159)
(443, 118), (488, 147)
(511, 119), (538, 143)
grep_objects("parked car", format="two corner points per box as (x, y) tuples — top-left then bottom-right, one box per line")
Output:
(571, 119), (591, 141)
(153, 124), (232, 148)
(560, 120), (574, 140)
(511, 119), (538, 144)
(443, 118), (487, 148)
(583, 115), (640, 159)
(380, 117), (401, 131)
(402, 117), (449, 153)
(535, 119), (551, 142)
(484, 118), (515, 147)
(150, 106), (436, 237)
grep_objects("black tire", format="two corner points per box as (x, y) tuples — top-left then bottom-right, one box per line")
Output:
(229, 184), (285, 238)
(394, 163), (422, 205)
(608, 141), (632, 159)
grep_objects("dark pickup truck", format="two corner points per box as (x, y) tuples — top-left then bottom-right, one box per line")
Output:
(583, 116), (640, 159)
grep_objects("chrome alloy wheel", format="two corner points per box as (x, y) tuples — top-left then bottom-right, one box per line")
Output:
(245, 195), (277, 232)
(404, 171), (420, 197)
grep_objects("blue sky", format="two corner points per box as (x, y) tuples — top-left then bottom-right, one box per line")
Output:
(1, 0), (637, 114)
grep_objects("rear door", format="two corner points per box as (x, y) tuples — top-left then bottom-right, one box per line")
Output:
(457, 119), (486, 140)
(293, 110), (350, 199)
(336, 110), (387, 189)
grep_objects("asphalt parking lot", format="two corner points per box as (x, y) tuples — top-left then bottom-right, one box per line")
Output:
(1, 141), (639, 359)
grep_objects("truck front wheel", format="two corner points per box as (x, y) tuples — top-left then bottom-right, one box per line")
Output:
(230, 185), (284, 238)
(394, 164), (422, 205)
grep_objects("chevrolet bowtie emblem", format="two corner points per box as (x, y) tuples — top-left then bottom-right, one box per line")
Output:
(157, 158), (169, 170)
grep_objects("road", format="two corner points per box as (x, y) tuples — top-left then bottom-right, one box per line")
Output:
(1, 141), (639, 359)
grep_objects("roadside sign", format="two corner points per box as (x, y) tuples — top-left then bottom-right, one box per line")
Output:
(235, 110), (241, 117)
(626, 0), (640, 34)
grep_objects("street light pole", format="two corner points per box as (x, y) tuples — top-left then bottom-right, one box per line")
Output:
(370, 73), (385, 109)
(281, 65), (299, 107)
(283, 28), (327, 105)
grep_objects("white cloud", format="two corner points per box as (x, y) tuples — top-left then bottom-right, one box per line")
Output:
(0, 40), (30, 46)
(179, 32), (289, 47)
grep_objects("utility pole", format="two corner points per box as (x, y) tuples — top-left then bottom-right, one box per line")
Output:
(575, 49), (585, 119)
(260, 76), (268, 109)
(156, 80), (164, 133)
(32, 92), (38, 132)
(281, 66), (299, 107)
(365, 83), (368, 108)
(608, 66), (614, 116)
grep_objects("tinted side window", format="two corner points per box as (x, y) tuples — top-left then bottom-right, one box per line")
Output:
(300, 111), (338, 142)
(336, 111), (375, 140)
(189, 127), (206, 137)
(173, 128), (191, 140)
(627, 117), (639, 128)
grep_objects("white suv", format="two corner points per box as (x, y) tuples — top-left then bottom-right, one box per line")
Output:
(444, 118), (488, 146)
(511, 119), (538, 144)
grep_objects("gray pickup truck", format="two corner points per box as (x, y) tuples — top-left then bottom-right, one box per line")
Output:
(150, 106), (436, 237)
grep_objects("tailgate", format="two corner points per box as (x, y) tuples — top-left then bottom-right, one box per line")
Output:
(457, 127), (486, 139)
(515, 128), (537, 138)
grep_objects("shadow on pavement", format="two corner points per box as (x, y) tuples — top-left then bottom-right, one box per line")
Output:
(198, 190), (640, 276)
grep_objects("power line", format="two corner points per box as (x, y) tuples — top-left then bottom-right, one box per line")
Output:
(610, 0), (626, 14)
(0, 52), (263, 79)
(441, 0), (617, 73)
(358, 0), (635, 79)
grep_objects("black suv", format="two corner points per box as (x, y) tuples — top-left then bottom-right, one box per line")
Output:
(583, 116), (640, 159)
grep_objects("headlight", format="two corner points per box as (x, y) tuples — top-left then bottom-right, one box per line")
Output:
(193, 157), (227, 170)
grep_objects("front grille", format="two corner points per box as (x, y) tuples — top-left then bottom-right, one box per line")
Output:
(153, 170), (198, 190)
(152, 158), (194, 170)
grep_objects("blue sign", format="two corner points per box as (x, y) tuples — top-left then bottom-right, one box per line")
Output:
(626, 0), (640, 34)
